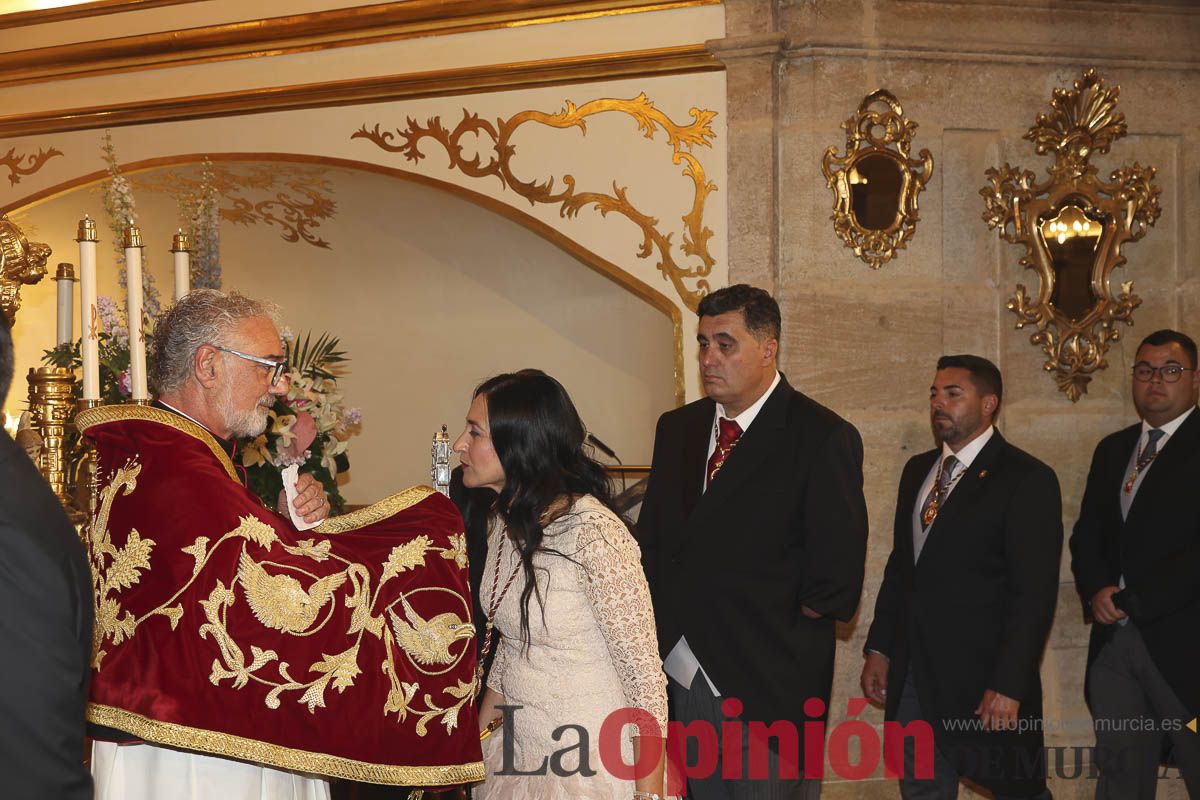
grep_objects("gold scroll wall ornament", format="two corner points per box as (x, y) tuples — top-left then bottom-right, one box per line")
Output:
(821, 90), (933, 269)
(0, 213), (51, 324)
(981, 69), (1161, 402)
(352, 92), (718, 311)
(132, 164), (336, 249)
(2, 145), (62, 186)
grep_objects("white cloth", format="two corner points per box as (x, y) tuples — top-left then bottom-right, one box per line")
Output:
(92, 741), (330, 800)
(664, 371), (784, 695)
(911, 425), (995, 562)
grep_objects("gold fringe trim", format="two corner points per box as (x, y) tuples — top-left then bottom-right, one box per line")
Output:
(87, 703), (485, 786)
(316, 485), (436, 534)
(77, 404), (239, 482)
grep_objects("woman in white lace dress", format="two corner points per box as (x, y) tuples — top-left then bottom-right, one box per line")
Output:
(452, 369), (667, 800)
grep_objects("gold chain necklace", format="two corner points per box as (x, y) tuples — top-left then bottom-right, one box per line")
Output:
(477, 527), (521, 688)
(1124, 434), (1162, 494)
(922, 458), (966, 527)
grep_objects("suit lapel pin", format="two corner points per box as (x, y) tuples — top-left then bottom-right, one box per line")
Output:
(979, 469), (988, 479)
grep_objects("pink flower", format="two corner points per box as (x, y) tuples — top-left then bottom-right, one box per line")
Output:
(117, 369), (132, 397)
(278, 410), (317, 464)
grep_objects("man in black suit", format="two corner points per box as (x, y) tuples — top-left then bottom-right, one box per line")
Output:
(638, 284), (868, 799)
(0, 314), (94, 799)
(1069, 328), (1200, 798)
(861, 355), (1061, 800)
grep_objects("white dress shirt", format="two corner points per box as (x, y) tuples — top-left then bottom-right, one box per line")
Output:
(664, 371), (782, 695)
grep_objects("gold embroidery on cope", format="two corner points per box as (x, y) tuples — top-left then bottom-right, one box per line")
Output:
(82, 406), (476, 736)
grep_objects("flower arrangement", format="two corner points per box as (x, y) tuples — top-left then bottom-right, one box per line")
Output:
(101, 131), (163, 319)
(238, 331), (362, 515)
(44, 295), (138, 404)
(43, 133), (363, 514)
(176, 157), (222, 290)
(45, 321), (362, 513)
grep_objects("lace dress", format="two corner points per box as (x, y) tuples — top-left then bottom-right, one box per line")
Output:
(475, 495), (668, 799)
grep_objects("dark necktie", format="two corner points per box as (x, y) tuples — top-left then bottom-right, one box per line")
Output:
(920, 454), (960, 529)
(1123, 428), (1164, 495)
(1140, 428), (1164, 464)
(706, 417), (742, 489)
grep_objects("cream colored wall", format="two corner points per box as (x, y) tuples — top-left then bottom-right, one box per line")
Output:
(715, 1), (1199, 798)
(7, 162), (677, 504)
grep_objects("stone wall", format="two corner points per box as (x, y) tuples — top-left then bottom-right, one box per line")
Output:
(713, 1), (1200, 797)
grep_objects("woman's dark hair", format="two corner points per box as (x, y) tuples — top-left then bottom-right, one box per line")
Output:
(474, 369), (617, 649)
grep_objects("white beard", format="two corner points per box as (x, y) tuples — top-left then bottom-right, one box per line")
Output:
(217, 384), (272, 439)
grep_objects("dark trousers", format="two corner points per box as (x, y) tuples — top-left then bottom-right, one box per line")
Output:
(1090, 623), (1200, 800)
(896, 673), (1051, 800)
(668, 675), (818, 800)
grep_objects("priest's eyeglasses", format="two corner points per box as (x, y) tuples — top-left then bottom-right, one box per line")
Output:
(212, 345), (289, 386)
(1132, 363), (1194, 383)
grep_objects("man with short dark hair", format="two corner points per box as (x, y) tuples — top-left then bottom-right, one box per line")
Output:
(638, 283), (868, 798)
(0, 314), (94, 799)
(1070, 329), (1200, 798)
(862, 355), (1061, 800)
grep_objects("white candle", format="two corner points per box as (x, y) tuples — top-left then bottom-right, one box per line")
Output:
(55, 263), (75, 346)
(76, 217), (99, 401)
(124, 222), (148, 401)
(171, 229), (191, 301)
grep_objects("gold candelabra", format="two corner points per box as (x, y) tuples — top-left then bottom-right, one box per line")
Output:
(26, 367), (84, 523)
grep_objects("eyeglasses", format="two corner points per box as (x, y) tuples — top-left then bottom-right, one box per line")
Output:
(212, 344), (288, 386)
(1132, 363), (1194, 383)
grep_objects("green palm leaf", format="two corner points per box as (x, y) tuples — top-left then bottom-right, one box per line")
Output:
(288, 331), (348, 380)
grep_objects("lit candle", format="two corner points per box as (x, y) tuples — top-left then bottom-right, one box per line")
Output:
(55, 263), (75, 346)
(124, 221), (148, 401)
(171, 229), (191, 302)
(76, 216), (99, 402)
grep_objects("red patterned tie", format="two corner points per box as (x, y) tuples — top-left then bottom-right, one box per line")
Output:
(706, 417), (743, 489)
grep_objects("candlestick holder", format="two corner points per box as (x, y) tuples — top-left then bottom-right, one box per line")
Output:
(123, 221), (142, 248)
(27, 367), (84, 524)
(431, 425), (451, 497)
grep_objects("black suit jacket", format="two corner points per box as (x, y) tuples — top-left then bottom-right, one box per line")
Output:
(865, 431), (1062, 796)
(1069, 408), (1200, 718)
(0, 431), (94, 799)
(637, 375), (868, 736)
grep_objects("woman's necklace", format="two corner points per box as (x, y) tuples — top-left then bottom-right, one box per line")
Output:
(477, 527), (521, 688)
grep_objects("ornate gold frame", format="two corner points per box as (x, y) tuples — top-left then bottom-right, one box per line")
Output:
(821, 89), (933, 269)
(980, 69), (1161, 401)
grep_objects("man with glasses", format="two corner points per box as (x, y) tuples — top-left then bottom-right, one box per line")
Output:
(154, 294), (325, 517)
(1070, 329), (1200, 798)
(83, 289), (484, 799)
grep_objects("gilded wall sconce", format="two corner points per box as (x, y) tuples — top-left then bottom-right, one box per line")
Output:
(0, 214), (51, 325)
(981, 69), (1161, 401)
(822, 90), (934, 269)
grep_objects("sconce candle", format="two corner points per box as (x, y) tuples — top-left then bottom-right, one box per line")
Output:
(76, 216), (100, 401)
(171, 229), (191, 302)
(55, 263), (75, 346)
(123, 222), (149, 401)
